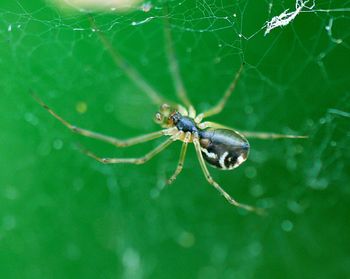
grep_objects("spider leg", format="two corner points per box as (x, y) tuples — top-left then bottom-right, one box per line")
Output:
(196, 63), (244, 121)
(199, 121), (307, 139)
(167, 132), (191, 184)
(236, 131), (308, 139)
(193, 137), (264, 214)
(163, 6), (192, 109)
(32, 93), (177, 147)
(82, 132), (181, 164)
(88, 16), (168, 106)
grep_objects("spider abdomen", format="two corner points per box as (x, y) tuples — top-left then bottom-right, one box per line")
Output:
(198, 128), (249, 170)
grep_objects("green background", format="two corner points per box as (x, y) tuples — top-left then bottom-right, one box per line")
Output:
(1, 0), (349, 278)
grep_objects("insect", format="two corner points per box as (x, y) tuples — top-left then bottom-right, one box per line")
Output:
(33, 16), (306, 214)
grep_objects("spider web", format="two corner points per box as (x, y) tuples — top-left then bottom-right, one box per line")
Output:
(2, 0), (348, 187)
(0, 0), (350, 278)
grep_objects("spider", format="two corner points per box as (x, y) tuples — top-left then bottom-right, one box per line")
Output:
(33, 16), (306, 214)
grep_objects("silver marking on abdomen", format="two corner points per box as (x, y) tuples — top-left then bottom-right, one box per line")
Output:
(219, 151), (229, 169)
(201, 148), (218, 159)
(233, 154), (245, 169)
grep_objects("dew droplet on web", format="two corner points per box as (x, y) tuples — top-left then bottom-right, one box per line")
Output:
(2, 215), (16, 231)
(140, 2), (152, 13)
(248, 241), (262, 257)
(245, 166), (257, 179)
(250, 184), (264, 197)
(65, 243), (81, 261)
(53, 138), (63, 150)
(122, 248), (140, 270)
(177, 231), (195, 248)
(4, 186), (18, 200)
(24, 112), (39, 126)
(245, 105), (253, 114)
(281, 219), (294, 232)
(76, 101), (87, 114)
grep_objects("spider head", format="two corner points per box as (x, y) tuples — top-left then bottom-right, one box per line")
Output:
(154, 103), (180, 128)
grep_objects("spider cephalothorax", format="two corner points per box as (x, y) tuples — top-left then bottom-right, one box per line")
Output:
(171, 112), (198, 133)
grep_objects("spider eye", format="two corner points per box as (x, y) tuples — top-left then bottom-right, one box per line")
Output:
(160, 104), (170, 112)
(154, 112), (163, 123)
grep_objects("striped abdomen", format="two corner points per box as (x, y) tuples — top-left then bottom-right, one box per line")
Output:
(199, 128), (249, 170)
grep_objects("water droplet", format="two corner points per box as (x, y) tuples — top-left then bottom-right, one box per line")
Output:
(3, 215), (16, 230)
(245, 166), (257, 179)
(288, 200), (304, 214)
(177, 231), (195, 248)
(150, 187), (160, 199)
(309, 178), (328, 190)
(294, 144), (304, 154)
(319, 117), (326, 124)
(318, 52), (325, 59)
(4, 186), (18, 200)
(248, 241), (262, 256)
(250, 184), (264, 197)
(24, 112), (39, 126)
(245, 105), (253, 114)
(281, 219), (293, 232)
(76, 101), (87, 114)
(65, 243), (81, 260)
(53, 139), (63, 150)
(122, 248), (140, 269)
(107, 177), (118, 193)
(140, 2), (152, 12)
(214, 57), (221, 63)
(306, 118), (314, 127)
